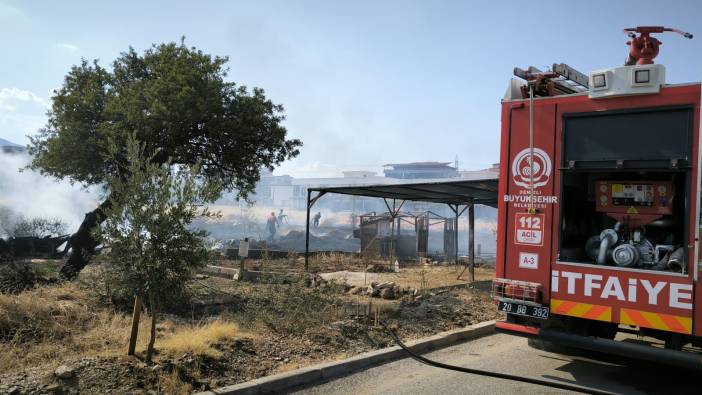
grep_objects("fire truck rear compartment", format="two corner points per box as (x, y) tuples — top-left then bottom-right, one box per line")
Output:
(558, 171), (688, 272)
(558, 106), (694, 272)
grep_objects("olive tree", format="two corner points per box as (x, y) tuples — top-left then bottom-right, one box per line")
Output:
(29, 39), (301, 278)
(100, 135), (219, 361)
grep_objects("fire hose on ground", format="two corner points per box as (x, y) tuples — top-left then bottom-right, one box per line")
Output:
(379, 320), (616, 395)
(197, 278), (617, 393)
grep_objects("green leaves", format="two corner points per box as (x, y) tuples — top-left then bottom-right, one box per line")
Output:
(29, 40), (301, 199)
(100, 135), (219, 307)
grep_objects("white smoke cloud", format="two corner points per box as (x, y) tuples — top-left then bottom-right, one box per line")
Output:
(0, 88), (50, 111)
(0, 87), (50, 145)
(55, 43), (80, 53)
(0, 151), (101, 235)
(0, 2), (22, 18)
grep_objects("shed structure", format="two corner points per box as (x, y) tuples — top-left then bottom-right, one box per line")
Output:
(304, 179), (499, 281)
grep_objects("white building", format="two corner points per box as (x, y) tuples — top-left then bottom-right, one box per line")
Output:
(250, 162), (499, 211)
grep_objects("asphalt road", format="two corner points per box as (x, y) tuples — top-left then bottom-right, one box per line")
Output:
(290, 333), (699, 395)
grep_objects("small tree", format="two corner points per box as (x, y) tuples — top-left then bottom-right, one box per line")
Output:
(100, 135), (220, 361)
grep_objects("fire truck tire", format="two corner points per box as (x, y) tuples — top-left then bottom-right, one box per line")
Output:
(527, 337), (572, 353)
(587, 322), (618, 340)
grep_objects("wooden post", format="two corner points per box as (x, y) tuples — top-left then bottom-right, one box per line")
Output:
(127, 294), (143, 356)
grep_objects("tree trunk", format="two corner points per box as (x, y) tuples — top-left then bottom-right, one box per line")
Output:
(59, 198), (112, 279)
(145, 290), (157, 363)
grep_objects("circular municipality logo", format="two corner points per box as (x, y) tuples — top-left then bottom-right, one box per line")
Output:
(512, 148), (552, 188)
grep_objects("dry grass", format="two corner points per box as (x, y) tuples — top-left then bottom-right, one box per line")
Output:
(0, 280), (243, 373)
(309, 252), (359, 270)
(157, 370), (193, 394)
(0, 278), (242, 374)
(322, 265), (495, 289)
(158, 320), (240, 357)
(239, 278), (347, 335)
(0, 282), (97, 342)
(377, 265), (494, 290)
(0, 282), (158, 373)
(276, 361), (302, 373)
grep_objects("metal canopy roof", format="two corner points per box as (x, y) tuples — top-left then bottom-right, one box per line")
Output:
(309, 178), (499, 207)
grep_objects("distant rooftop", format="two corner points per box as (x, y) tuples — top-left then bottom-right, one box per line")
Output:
(309, 178), (499, 207)
(0, 138), (21, 147)
(382, 161), (454, 168)
(342, 170), (377, 178)
(0, 138), (25, 154)
(383, 161), (458, 180)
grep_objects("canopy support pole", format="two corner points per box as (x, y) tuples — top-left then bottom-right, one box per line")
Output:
(468, 200), (475, 282)
(383, 198), (405, 262)
(305, 190), (326, 271)
(456, 199), (474, 281)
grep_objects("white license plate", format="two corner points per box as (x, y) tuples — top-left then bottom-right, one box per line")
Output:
(498, 301), (550, 319)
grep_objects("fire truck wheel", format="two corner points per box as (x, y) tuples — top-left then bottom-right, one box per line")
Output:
(588, 322), (618, 340)
(527, 337), (572, 353)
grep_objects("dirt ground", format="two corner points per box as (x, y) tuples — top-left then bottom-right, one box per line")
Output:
(0, 259), (500, 395)
(319, 265), (494, 288)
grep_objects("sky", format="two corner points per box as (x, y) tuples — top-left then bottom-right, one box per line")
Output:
(0, 0), (701, 178)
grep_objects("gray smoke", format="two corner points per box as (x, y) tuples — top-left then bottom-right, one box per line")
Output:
(0, 151), (100, 237)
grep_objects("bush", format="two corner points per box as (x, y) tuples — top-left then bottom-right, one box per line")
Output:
(0, 261), (36, 294)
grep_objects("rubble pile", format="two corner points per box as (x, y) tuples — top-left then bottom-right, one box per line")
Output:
(304, 273), (329, 288)
(347, 281), (415, 300)
(364, 263), (395, 273)
(271, 229), (359, 252)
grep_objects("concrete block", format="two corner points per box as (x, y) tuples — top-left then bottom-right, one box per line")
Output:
(317, 347), (405, 379)
(257, 367), (322, 394)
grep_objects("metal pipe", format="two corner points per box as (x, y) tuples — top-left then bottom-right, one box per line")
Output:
(598, 229), (618, 265)
(390, 199), (396, 262)
(528, 84), (535, 214)
(651, 251), (670, 271)
(468, 201), (475, 282)
(540, 329), (702, 371)
(613, 221), (622, 232)
(503, 103), (523, 277)
(305, 189), (311, 271)
(668, 247), (686, 273)
(695, 83), (702, 283)
(455, 206), (459, 264)
(598, 238), (611, 265)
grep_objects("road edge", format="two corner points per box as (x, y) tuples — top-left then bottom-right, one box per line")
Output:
(199, 320), (496, 395)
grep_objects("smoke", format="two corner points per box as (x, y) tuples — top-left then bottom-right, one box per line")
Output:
(0, 151), (100, 236)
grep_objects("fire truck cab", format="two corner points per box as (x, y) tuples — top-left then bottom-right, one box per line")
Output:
(493, 27), (702, 366)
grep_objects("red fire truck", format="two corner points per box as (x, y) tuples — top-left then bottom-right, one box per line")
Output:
(493, 26), (702, 367)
